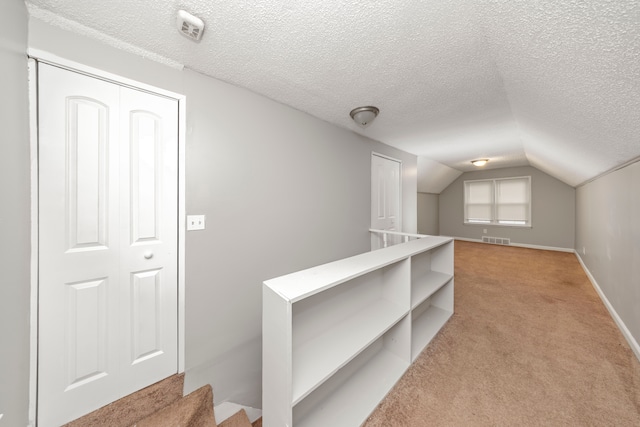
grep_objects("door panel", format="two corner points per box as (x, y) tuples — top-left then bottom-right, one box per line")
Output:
(371, 154), (402, 248)
(38, 63), (178, 426)
(64, 277), (109, 390)
(118, 87), (178, 391)
(130, 268), (163, 363)
(66, 97), (109, 250)
(130, 110), (161, 242)
(39, 64), (121, 426)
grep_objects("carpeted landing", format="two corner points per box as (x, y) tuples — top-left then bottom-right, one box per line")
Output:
(364, 240), (640, 426)
(63, 373), (260, 427)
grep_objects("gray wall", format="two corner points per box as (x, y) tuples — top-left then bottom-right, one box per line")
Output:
(0, 1), (31, 425)
(417, 192), (439, 235)
(28, 18), (417, 410)
(575, 161), (640, 354)
(439, 166), (575, 249)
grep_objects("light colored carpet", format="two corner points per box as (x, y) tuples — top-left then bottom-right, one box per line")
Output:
(133, 384), (216, 427)
(219, 409), (252, 427)
(364, 240), (640, 426)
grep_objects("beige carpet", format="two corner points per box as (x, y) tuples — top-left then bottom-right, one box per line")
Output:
(64, 374), (185, 427)
(364, 240), (640, 426)
(63, 373), (258, 427)
(133, 384), (216, 427)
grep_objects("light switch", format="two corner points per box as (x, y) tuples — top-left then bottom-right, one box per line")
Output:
(187, 215), (206, 231)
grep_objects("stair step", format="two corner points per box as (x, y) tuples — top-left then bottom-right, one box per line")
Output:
(63, 374), (185, 427)
(133, 385), (216, 427)
(219, 409), (252, 427)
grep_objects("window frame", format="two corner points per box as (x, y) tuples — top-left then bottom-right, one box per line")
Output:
(464, 176), (532, 228)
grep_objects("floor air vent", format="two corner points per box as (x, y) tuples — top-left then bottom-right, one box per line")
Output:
(482, 236), (510, 245)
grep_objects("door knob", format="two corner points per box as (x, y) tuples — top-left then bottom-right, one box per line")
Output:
(144, 252), (154, 259)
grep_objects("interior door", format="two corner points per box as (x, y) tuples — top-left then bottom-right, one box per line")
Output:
(37, 63), (178, 426)
(371, 154), (402, 248)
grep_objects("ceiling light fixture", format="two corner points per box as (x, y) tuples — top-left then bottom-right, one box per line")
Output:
(350, 106), (379, 128)
(471, 159), (489, 167)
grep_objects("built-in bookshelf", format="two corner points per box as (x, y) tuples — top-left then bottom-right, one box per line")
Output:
(263, 236), (454, 427)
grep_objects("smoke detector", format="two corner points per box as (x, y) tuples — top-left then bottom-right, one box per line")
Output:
(177, 10), (204, 41)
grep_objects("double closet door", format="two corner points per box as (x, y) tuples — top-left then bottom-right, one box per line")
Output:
(38, 63), (179, 426)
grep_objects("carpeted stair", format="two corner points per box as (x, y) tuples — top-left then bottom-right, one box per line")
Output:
(63, 374), (260, 427)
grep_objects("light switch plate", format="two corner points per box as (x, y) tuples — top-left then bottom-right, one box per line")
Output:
(187, 215), (206, 230)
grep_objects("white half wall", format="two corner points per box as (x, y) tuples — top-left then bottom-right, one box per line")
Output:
(27, 17), (417, 409)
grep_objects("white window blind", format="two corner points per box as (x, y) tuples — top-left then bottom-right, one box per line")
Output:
(464, 176), (531, 227)
(465, 180), (493, 223)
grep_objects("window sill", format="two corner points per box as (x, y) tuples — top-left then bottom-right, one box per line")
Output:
(464, 222), (532, 229)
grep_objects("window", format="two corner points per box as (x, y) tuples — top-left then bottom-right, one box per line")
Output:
(464, 176), (531, 227)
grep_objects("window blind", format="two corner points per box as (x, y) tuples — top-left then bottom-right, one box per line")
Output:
(464, 176), (531, 227)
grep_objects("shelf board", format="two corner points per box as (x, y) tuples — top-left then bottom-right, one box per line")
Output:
(295, 347), (408, 427)
(411, 306), (452, 360)
(292, 299), (407, 405)
(411, 272), (453, 309)
(264, 236), (453, 302)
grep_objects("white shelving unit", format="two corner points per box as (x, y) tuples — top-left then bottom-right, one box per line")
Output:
(263, 236), (454, 427)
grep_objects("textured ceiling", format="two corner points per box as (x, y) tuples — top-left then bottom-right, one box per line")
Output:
(26, 0), (640, 188)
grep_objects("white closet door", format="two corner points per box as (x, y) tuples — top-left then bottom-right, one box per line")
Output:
(371, 154), (402, 246)
(118, 86), (178, 392)
(37, 63), (178, 426)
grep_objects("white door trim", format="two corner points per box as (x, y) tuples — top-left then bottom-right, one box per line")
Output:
(28, 53), (186, 426)
(371, 151), (403, 164)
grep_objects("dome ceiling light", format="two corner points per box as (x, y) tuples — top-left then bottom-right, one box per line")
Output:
(350, 106), (379, 128)
(471, 159), (489, 167)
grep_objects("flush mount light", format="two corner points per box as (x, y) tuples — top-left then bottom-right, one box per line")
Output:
(471, 159), (489, 167)
(350, 106), (379, 128)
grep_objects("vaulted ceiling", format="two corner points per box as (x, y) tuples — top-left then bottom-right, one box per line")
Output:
(26, 0), (640, 189)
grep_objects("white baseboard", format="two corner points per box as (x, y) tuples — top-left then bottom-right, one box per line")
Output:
(452, 237), (574, 253)
(214, 402), (262, 424)
(575, 253), (640, 363)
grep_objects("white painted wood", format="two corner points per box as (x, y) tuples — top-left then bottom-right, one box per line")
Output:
(411, 302), (453, 361)
(28, 54), (188, 422)
(293, 337), (408, 427)
(262, 287), (293, 427)
(263, 236), (454, 427)
(38, 64), (121, 426)
(369, 228), (427, 240)
(37, 63), (178, 426)
(371, 154), (402, 249)
(410, 242), (454, 308)
(411, 271), (453, 309)
(118, 86), (178, 392)
(292, 299), (406, 405)
(28, 58), (40, 427)
(265, 236), (452, 303)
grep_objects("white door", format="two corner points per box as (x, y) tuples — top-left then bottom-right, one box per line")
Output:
(371, 154), (401, 248)
(38, 63), (178, 426)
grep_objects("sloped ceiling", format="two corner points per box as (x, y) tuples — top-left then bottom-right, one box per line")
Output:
(26, 0), (640, 189)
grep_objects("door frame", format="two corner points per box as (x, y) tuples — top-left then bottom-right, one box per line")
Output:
(28, 51), (187, 425)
